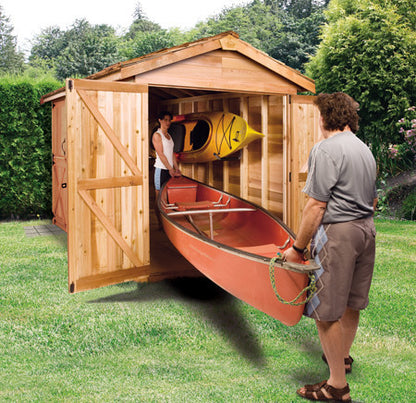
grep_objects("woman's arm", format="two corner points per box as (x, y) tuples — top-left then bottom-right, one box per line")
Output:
(172, 152), (181, 175)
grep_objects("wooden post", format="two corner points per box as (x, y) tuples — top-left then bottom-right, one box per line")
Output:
(222, 98), (230, 192)
(66, 79), (79, 290)
(240, 97), (249, 199)
(283, 94), (290, 224)
(261, 95), (269, 209)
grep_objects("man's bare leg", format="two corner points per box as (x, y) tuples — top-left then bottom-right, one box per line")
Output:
(297, 320), (350, 400)
(340, 307), (360, 362)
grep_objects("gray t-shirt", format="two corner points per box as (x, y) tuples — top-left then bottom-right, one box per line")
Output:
(303, 131), (377, 224)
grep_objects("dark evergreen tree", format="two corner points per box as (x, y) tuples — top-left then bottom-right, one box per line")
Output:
(126, 2), (162, 39)
(0, 6), (24, 75)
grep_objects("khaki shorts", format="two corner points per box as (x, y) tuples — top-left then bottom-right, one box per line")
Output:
(305, 217), (376, 321)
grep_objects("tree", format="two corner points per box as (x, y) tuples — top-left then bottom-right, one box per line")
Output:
(306, 0), (416, 172)
(277, 0), (330, 17)
(120, 1), (184, 60)
(120, 30), (177, 60)
(189, 1), (283, 55)
(29, 26), (66, 70)
(126, 2), (162, 39)
(29, 20), (121, 80)
(268, 7), (327, 72)
(0, 6), (24, 75)
(188, 0), (328, 72)
(56, 20), (120, 80)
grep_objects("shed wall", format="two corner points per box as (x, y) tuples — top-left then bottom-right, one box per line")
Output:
(51, 98), (68, 231)
(134, 51), (300, 95)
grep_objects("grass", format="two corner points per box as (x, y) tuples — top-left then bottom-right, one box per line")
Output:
(0, 218), (415, 402)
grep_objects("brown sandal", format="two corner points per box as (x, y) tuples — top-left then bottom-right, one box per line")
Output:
(304, 380), (326, 392)
(322, 354), (354, 374)
(297, 380), (351, 402)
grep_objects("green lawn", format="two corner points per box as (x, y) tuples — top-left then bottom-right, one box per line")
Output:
(0, 219), (414, 402)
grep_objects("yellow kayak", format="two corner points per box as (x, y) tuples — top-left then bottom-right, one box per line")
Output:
(170, 112), (264, 163)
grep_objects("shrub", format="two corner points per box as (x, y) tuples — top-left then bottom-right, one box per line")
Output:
(387, 106), (416, 174)
(0, 76), (61, 219)
(400, 191), (416, 221)
(306, 0), (416, 175)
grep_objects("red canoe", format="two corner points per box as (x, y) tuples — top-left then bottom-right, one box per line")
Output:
(158, 176), (319, 326)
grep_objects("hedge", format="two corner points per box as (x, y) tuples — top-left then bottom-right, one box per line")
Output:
(0, 77), (61, 219)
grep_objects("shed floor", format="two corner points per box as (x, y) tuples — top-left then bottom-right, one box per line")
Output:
(148, 166), (200, 280)
(148, 207), (200, 279)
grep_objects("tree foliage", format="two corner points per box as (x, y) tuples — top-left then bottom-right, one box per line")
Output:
(276, 0), (331, 18)
(30, 19), (120, 81)
(26, 1), (330, 77)
(29, 26), (66, 71)
(120, 2), (180, 60)
(188, 0), (327, 72)
(268, 6), (327, 71)
(119, 30), (177, 60)
(125, 2), (162, 39)
(189, 0), (282, 51)
(306, 0), (416, 172)
(0, 6), (24, 75)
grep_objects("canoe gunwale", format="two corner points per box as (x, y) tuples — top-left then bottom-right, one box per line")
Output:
(158, 176), (320, 274)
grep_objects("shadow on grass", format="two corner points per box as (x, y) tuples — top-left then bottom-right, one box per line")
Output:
(88, 277), (266, 367)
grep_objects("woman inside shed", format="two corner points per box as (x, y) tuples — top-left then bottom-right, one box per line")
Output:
(152, 110), (181, 227)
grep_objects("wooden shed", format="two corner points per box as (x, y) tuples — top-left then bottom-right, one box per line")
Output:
(41, 31), (321, 294)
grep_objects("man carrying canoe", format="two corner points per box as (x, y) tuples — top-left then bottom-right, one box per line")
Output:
(283, 92), (378, 402)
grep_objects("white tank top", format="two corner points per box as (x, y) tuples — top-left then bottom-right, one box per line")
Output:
(154, 129), (174, 169)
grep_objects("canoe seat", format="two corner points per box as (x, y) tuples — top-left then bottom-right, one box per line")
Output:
(174, 200), (216, 211)
(166, 177), (198, 204)
(239, 243), (281, 258)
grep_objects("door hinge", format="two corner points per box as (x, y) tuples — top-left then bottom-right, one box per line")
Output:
(289, 172), (292, 182)
(68, 80), (73, 92)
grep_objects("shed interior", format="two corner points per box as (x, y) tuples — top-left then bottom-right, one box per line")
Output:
(149, 86), (287, 218)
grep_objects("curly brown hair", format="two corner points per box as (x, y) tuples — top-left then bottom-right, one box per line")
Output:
(314, 92), (360, 133)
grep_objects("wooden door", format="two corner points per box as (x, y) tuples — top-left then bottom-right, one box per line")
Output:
(286, 95), (321, 233)
(52, 99), (68, 231)
(66, 79), (149, 293)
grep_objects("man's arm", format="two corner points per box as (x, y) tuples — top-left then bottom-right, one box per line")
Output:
(283, 196), (327, 263)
